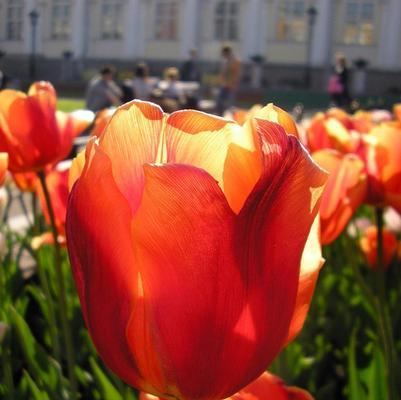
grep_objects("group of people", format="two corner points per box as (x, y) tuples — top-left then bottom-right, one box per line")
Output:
(85, 45), (242, 116)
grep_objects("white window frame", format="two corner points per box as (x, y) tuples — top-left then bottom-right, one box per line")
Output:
(100, 0), (124, 40)
(342, 0), (375, 46)
(6, 0), (24, 41)
(214, 0), (240, 41)
(154, 0), (179, 40)
(51, 0), (71, 40)
(275, 0), (307, 43)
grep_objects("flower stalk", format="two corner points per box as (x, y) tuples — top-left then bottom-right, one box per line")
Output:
(37, 171), (77, 398)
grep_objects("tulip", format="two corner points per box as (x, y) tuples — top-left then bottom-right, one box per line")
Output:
(312, 149), (367, 244)
(360, 226), (398, 269)
(362, 123), (401, 212)
(140, 372), (313, 400)
(0, 152), (8, 186)
(306, 108), (361, 153)
(67, 100), (326, 399)
(0, 82), (75, 172)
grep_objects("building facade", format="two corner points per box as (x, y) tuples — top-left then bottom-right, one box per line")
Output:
(0, 0), (400, 90)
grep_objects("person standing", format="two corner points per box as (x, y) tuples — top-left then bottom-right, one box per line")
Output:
(216, 45), (241, 115)
(85, 66), (123, 112)
(131, 62), (153, 101)
(328, 53), (351, 108)
(180, 48), (201, 82)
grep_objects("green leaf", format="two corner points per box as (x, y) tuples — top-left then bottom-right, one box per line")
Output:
(22, 371), (51, 400)
(8, 306), (61, 395)
(348, 328), (366, 400)
(89, 357), (123, 400)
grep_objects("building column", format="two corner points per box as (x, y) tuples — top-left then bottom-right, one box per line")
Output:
(71, 0), (87, 59)
(123, 0), (146, 59)
(378, 0), (401, 70)
(180, 0), (199, 59)
(310, 0), (333, 67)
(242, 0), (264, 60)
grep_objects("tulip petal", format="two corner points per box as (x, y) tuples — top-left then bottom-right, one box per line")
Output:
(66, 142), (145, 390)
(99, 101), (164, 214)
(127, 162), (242, 399)
(166, 110), (261, 213)
(230, 120), (326, 390)
(285, 217), (324, 345)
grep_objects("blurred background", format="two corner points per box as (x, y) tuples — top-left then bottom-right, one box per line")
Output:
(0, 0), (401, 110)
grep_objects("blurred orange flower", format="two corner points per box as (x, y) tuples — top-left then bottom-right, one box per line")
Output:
(66, 100), (326, 399)
(312, 149), (367, 244)
(360, 225), (398, 269)
(0, 81), (76, 172)
(362, 123), (401, 213)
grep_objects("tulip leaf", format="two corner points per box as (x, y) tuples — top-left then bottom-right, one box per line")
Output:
(89, 357), (123, 400)
(348, 328), (366, 400)
(22, 370), (51, 400)
(8, 306), (60, 395)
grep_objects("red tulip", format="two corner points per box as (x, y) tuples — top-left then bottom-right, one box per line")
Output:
(312, 149), (367, 244)
(140, 372), (313, 400)
(362, 123), (401, 212)
(0, 153), (8, 186)
(0, 81), (75, 172)
(360, 226), (398, 269)
(66, 100), (326, 399)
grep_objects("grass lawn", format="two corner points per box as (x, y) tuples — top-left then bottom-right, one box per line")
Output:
(57, 98), (85, 112)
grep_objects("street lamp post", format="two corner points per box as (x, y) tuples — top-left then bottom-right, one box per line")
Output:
(306, 5), (318, 89)
(29, 9), (39, 79)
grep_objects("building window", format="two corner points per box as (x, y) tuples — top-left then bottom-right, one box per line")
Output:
(343, 1), (375, 45)
(154, 1), (178, 40)
(51, 0), (71, 40)
(6, 0), (24, 41)
(276, 0), (307, 42)
(101, 0), (124, 40)
(214, 0), (239, 41)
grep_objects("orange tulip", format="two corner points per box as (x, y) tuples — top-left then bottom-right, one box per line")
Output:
(66, 100), (326, 399)
(0, 153), (8, 186)
(306, 109), (359, 153)
(312, 149), (367, 244)
(360, 226), (398, 269)
(140, 372), (313, 400)
(362, 123), (401, 212)
(0, 81), (76, 172)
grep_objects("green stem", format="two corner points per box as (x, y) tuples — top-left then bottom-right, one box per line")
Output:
(375, 207), (398, 400)
(35, 250), (61, 360)
(37, 171), (77, 398)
